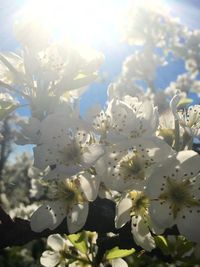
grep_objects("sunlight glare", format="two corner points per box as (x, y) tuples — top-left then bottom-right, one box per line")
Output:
(17, 0), (124, 46)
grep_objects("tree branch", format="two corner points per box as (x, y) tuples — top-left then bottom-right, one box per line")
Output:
(0, 197), (179, 264)
(0, 198), (116, 249)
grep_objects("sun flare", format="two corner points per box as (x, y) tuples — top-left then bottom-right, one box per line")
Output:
(16, 0), (124, 46)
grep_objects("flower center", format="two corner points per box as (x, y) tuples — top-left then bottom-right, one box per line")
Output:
(60, 142), (82, 165)
(129, 191), (149, 216)
(159, 178), (200, 218)
(119, 153), (145, 180)
(56, 179), (84, 205)
(169, 185), (187, 203)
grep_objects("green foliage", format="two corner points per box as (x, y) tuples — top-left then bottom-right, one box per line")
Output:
(154, 235), (170, 254)
(105, 246), (135, 260)
(177, 98), (193, 109)
(67, 231), (88, 254)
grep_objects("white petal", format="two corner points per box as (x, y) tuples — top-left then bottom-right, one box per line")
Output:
(44, 169), (67, 181)
(30, 201), (66, 232)
(176, 207), (200, 244)
(131, 215), (155, 251)
(67, 203), (89, 233)
(79, 173), (99, 201)
(58, 262), (67, 267)
(143, 137), (175, 162)
(115, 197), (132, 228)
(192, 177), (200, 199)
(40, 251), (60, 267)
(33, 145), (56, 169)
(111, 258), (128, 267)
(95, 156), (109, 183)
(145, 156), (179, 199)
(149, 201), (174, 229)
(145, 170), (166, 199)
(148, 218), (164, 235)
(82, 144), (104, 166)
(40, 113), (68, 143)
(176, 150), (200, 179)
(52, 164), (82, 177)
(47, 234), (65, 251)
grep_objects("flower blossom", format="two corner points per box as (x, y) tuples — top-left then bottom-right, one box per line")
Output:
(89, 97), (159, 144)
(115, 191), (163, 251)
(40, 234), (76, 267)
(146, 150), (200, 244)
(96, 138), (173, 192)
(33, 112), (104, 176)
(31, 172), (98, 233)
(178, 105), (200, 138)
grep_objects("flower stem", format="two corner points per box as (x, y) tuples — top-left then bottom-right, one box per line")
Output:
(174, 119), (180, 152)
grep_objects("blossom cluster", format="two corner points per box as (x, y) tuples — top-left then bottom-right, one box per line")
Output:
(1, 2), (200, 265)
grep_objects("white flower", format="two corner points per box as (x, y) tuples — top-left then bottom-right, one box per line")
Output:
(146, 150), (200, 244)
(96, 137), (173, 192)
(185, 58), (198, 76)
(86, 97), (159, 145)
(110, 258), (128, 267)
(33, 113), (104, 176)
(108, 78), (143, 101)
(115, 191), (162, 251)
(158, 110), (176, 147)
(0, 39), (103, 118)
(165, 73), (194, 96)
(101, 98), (158, 144)
(9, 203), (39, 220)
(40, 234), (73, 267)
(122, 51), (166, 83)
(30, 172), (99, 233)
(28, 167), (47, 199)
(85, 104), (112, 138)
(170, 94), (200, 138)
(178, 105), (200, 137)
(121, 3), (174, 47)
(176, 30), (200, 74)
(100, 258), (128, 267)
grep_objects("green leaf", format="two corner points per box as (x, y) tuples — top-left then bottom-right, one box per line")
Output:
(154, 235), (170, 254)
(177, 98), (193, 109)
(67, 232), (88, 254)
(105, 246), (135, 260)
(176, 236), (193, 257)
